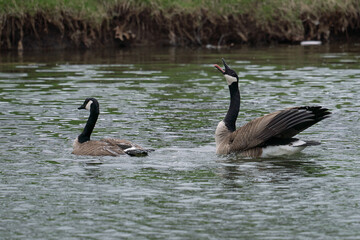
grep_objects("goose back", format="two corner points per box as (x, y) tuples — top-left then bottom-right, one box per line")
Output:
(72, 138), (126, 156)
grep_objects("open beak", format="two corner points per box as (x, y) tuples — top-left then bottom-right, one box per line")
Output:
(214, 64), (225, 74)
(214, 58), (229, 74)
(221, 58), (230, 71)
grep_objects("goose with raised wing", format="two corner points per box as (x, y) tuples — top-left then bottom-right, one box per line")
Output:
(214, 59), (331, 158)
(72, 97), (152, 157)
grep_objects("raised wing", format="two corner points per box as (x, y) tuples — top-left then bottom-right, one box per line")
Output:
(229, 106), (331, 152)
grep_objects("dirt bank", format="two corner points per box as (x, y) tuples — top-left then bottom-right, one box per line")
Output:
(1, 3), (360, 50)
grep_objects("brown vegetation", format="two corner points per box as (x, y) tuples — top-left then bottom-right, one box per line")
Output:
(1, 3), (360, 50)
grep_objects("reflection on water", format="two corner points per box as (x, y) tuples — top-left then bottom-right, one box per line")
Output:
(217, 155), (326, 188)
(1, 44), (360, 239)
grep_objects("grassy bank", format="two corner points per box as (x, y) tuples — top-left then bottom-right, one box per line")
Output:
(0, 0), (359, 50)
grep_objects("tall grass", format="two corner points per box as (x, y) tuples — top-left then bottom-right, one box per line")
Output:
(0, 0), (359, 49)
(0, 0), (358, 24)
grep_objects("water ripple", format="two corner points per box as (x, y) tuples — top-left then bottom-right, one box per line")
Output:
(1, 46), (359, 239)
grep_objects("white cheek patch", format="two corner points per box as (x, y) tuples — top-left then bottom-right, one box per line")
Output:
(85, 100), (93, 110)
(225, 74), (237, 85)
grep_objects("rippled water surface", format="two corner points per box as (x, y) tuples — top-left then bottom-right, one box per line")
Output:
(1, 45), (360, 239)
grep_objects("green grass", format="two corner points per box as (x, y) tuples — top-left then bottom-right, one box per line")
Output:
(0, 0), (358, 28)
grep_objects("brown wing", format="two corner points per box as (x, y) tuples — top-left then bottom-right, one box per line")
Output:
(101, 138), (144, 150)
(273, 106), (331, 138)
(229, 106), (331, 152)
(72, 140), (126, 156)
(228, 110), (280, 151)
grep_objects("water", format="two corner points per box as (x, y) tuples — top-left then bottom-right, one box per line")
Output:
(1, 44), (359, 239)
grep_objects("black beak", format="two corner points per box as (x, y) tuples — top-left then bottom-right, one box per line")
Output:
(222, 58), (230, 71)
(78, 103), (86, 110)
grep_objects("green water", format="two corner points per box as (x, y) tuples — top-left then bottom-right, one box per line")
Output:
(1, 45), (359, 239)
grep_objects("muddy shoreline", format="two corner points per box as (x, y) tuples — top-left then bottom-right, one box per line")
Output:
(1, 5), (360, 51)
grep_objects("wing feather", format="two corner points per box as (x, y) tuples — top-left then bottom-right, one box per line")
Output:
(72, 140), (125, 156)
(229, 106), (330, 152)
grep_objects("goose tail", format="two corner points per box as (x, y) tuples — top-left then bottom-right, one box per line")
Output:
(303, 140), (321, 146)
(124, 148), (155, 157)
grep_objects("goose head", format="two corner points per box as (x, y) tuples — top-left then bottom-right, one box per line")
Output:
(214, 58), (238, 86)
(78, 97), (99, 114)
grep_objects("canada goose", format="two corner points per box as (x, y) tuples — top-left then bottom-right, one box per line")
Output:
(72, 97), (152, 157)
(214, 59), (331, 157)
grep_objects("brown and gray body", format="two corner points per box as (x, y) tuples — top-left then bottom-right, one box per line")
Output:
(72, 137), (148, 157)
(72, 98), (152, 157)
(214, 59), (330, 158)
(215, 106), (330, 157)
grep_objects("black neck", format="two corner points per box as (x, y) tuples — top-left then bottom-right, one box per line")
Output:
(78, 104), (99, 143)
(224, 82), (240, 132)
